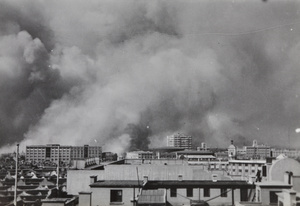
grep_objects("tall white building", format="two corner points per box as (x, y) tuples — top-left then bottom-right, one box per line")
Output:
(167, 133), (192, 149)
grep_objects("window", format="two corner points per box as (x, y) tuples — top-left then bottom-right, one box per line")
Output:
(170, 188), (177, 197)
(187, 188), (193, 197)
(220, 188), (227, 197)
(110, 190), (122, 203)
(240, 189), (248, 201)
(204, 188), (210, 197)
(269, 191), (280, 204)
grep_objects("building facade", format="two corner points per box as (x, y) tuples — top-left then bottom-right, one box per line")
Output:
(228, 159), (266, 180)
(26, 144), (101, 163)
(244, 140), (271, 159)
(71, 145), (102, 160)
(126, 151), (154, 159)
(86, 176), (254, 206)
(271, 148), (300, 159)
(167, 133), (192, 149)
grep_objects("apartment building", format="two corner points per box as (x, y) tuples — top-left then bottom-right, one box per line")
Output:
(26, 144), (102, 163)
(271, 148), (300, 159)
(244, 140), (271, 159)
(71, 145), (102, 160)
(167, 133), (192, 149)
(228, 159), (266, 180)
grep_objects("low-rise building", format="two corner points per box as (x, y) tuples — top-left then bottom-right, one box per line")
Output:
(85, 175), (254, 206)
(126, 151), (154, 159)
(271, 148), (300, 159)
(235, 157), (300, 206)
(244, 140), (271, 159)
(228, 159), (266, 180)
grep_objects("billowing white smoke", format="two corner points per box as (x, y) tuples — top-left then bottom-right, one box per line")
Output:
(1, 0), (300, 154)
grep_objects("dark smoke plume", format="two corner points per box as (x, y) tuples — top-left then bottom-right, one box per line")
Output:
(1, 0), (300, 154)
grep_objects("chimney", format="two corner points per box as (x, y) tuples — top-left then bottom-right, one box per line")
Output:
(143, 176), (148, 185)
(212, 174), (218, 182)
(178, 175), (183, 181)
(90, 175), (97, 184)
(284, 171), (293, 185)
(231, 140), (233, 145)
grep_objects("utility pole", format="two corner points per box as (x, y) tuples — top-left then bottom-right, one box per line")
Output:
(232, 188), (235, 206)
(14, 144), (19, 206)
(57, 145), (60, 195)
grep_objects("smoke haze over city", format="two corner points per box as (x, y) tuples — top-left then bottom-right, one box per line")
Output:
(1, 0), (300, 153)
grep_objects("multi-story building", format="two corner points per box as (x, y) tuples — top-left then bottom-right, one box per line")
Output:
(270, 148), (300, 159)
(227, 159), (266, 180)
(126, 151), (154, 159)
(71, 145), (102, 160)
(26, 144), (101, 163)
(244, 140), (270, 159)
(167, 133), (192, 149)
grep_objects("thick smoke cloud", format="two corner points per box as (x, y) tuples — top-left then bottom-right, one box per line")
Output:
(1, 0), (300, 153)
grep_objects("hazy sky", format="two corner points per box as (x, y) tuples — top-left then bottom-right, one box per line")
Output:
(1, 0), (300, 153)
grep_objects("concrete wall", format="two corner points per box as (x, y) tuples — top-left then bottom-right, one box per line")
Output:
(42, 203), (65, 206)
(67, 164), (232, 195)
(292, 176), (300, 192)
(257, 187), (282, 205)
(269, 158), (300, 182)
(103, 164), (211, 181)
(79, 192), (92, 206)
(90, 187), (139, 206)
(166, 188), (244, 206)
(67, 170), (104, 195)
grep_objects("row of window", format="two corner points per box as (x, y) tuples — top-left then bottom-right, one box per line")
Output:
(231, 163), (264, 166)
(110, 188), (239, 203)
(170, 188), (219, 198)
(232, 169), (256, 173)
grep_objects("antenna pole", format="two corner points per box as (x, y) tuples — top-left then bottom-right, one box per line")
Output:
(57, 145), (60, 191)
(136, 167), (140, 192)
(14, 144), (19, 206)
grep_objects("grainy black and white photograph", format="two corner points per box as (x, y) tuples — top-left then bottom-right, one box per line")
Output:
(0, 0), (300, 205)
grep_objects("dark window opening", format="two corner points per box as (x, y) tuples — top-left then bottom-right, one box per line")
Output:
(46, 148), (51, 158)
(110, 190), (122, 202)
(187, 188), (193, 197)
(262, 166), (267, 177)
(204, 188), (210, 197)
(240, 189), (248, 201)
(84, 145), (89, 158)
(170, 188), (177, 197)
(270, 191), (280, 204)
(221, 188), (227, 197)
